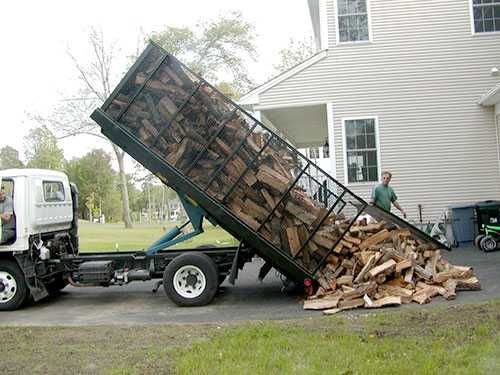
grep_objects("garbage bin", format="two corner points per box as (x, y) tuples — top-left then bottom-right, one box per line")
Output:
(448, 203), (476, 247)
(475, 200), (500, 233)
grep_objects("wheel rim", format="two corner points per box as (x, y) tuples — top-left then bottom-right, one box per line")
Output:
(483, 238), (497, 251)
(0, 271), (18, 304)
(173, 265), (206, 299)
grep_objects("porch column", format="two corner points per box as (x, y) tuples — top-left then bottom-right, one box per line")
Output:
(252, 110), (261, 122)
(326, 102), (336, 179)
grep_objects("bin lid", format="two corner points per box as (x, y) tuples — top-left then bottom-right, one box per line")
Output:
(475, 200), (500, 208)
(448, 202), (477, 209)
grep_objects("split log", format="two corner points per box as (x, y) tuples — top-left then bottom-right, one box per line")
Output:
(303, 295), (341, 310)
(285, 201), (317, 226)
(395, 259), (412, 273)
(338, 297), (365, 310)
(286, 226), (302, 257)
(442, 279), (457, 300)
(366, 296), (402, 308)
(359, 229), (391, 251)
(336, 275), (353, 287)
(353, 254), (377, 283)
(256, 165), (290, 193)
(367, 259), (396, 279)
(455, 277), (481, 291)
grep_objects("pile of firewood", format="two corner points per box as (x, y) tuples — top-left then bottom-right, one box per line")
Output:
(105, 47), (480, 312)
(303, 219), (480, 314)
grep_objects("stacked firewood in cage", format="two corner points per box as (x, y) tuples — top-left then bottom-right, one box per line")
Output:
(105, 54), (348, 272)
(105, 51), (480, 312)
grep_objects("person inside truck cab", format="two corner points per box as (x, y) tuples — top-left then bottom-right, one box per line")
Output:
(0, 186), (15, 244)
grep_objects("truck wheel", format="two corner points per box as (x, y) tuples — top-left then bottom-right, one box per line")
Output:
(163, 252), (218, 306)
(0, 260), (28, 311)
(475, 235), (485, 249)
(480, 236), (497, 252)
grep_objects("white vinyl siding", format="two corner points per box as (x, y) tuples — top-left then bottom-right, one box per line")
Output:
(471, 0), (500, 33)
(343, 118), (379, 183)
(337, 0), (370, 42)
(257, 0), (500, 221)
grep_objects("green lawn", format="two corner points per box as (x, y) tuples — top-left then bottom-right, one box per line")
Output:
(1, 300), (499, 374)
(78, 221), (238, 252)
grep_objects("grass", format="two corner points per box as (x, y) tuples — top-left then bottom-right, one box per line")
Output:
(1, 300), (500, 374)
(173, 301), (500, 374)
(78, 221), (238, 252)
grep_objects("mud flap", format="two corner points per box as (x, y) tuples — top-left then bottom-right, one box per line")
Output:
(258, 261), (273, 282)
(14, 254), (49, 302)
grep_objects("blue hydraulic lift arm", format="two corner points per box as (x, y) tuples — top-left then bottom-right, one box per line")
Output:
(145, 195), (209, 255)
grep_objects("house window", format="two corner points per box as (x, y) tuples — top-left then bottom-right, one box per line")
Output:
(309, 147), (320, 159)
(472, 0), (500, 33)
(43, 181), (65, 202)
(344, 118), (378, 183)
(337, 0), (370, 42)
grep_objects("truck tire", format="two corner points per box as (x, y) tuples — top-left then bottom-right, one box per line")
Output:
(0, 260), (28, 311)
(163, 252), (218, 306)
(480, 236), (497, 252)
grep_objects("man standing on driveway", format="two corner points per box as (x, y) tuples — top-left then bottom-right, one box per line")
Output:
(370, 171), (407, 218)
(0, 187), (15, 244)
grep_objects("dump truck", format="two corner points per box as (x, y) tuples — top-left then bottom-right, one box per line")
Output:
(0, 42), (448, 311)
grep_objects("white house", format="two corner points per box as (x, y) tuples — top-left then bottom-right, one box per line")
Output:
(241, 0), (500, 222)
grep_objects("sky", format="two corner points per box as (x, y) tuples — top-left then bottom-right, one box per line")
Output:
(0, 0), (313, 169)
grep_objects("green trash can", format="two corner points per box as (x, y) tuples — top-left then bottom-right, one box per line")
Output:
(476, 200), (500, 233)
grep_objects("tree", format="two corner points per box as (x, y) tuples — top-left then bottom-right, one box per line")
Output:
(216, 81), (241, 100)
(150, 11), (257, 97)
(24, 126), (64, 170)
(34, 28), (134, 228)
(272, 37), (315, 75)
(65, 149), (118, 222)
(0, 146), (24, 169)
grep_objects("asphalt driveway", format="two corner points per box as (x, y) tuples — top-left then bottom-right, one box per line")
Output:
(1, 246), (499, 326)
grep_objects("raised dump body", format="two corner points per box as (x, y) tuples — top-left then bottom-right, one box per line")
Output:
(91, 42), (448, 288)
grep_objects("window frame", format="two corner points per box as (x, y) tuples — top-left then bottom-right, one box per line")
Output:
(469, 0), (500, 35)
(341, 116), (381, 186)
(309, 146), (320, 159)
(42, 180), (66, 202)
(335, 0), (373, 45)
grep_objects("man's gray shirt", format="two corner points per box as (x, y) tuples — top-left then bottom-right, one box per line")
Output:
(0, 196), (15, 230)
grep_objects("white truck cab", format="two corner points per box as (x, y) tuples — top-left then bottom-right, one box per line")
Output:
(0, 169), (78, 310)
(0, 169), (74, 252)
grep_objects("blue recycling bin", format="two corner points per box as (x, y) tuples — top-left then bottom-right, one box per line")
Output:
(449, 203), (476, 247)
